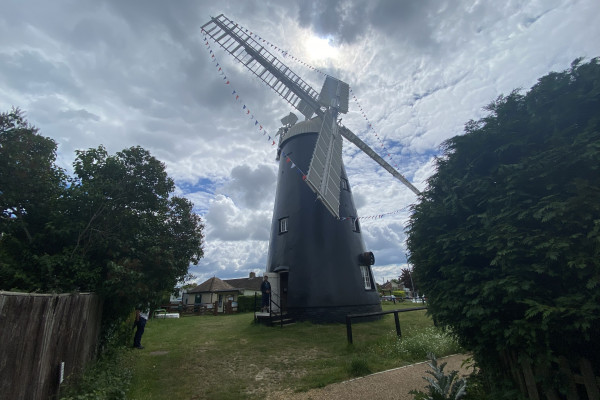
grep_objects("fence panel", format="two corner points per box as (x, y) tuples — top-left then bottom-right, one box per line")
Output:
(0, 292), (103, 400)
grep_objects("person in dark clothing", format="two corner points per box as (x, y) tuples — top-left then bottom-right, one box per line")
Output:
(260, 275), (271, 312)
(133, 307), (148, 349)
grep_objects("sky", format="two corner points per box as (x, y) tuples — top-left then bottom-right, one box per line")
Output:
(1, 0), (599, 286)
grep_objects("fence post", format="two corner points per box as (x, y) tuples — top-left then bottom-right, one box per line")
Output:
(346, 316), (353, 344)
(394, 311), (402, 338)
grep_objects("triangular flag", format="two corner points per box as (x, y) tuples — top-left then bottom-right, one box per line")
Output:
(291, 162), (295, 169)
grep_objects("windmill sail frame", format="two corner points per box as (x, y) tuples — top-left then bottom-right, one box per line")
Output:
(202, 14), (420, 218)
(201, 14), (322, 120)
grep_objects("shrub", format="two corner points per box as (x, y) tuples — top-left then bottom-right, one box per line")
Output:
(407, 58), (600, 397)
(237, 295), (260, 312)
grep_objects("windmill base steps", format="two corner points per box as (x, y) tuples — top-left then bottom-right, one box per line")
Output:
(254, 311), (296, 327)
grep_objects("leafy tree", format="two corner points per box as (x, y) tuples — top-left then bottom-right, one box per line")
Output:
(400, 267), (415, 293)
(406, 58), (600, 397)
(1, 111), (204, 332)
(0, 108), (68, 290)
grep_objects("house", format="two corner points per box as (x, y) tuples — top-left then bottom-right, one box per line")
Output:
(223, 272), (263, 296)
(379, 280), (413, 298)
(183, 273), (263, 313)
(185, 277), (238, 313)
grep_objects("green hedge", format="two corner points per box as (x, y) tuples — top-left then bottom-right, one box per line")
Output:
(237, 295), (260, 313)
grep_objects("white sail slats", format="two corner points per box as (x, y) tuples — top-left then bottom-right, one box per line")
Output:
(317, 76), (350, 114)
(306, 111), (342, 218)
(201, 14), (320, 120)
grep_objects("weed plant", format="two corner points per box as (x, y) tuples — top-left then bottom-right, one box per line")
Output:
(347, 358), (373, 377)
(374, 326), (463, 361)
(60, 317), (135, 400)
(59, 348), (133, 400)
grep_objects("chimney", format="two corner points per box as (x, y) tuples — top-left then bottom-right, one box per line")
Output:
(249, 271), (256, 278)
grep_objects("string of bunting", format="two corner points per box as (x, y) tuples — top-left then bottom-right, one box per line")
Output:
(223, 20), (405, 173)
(201, 29), (309, 181)
(202, 27), (407, 223)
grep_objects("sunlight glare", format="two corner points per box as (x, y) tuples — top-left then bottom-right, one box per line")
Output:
(304, 35), (339, 61)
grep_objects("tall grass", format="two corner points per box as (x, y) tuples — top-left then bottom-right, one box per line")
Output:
(373, 326), (463, 362)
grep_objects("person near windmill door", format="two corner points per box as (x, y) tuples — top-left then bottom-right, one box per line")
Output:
(261, 275), (271, 312)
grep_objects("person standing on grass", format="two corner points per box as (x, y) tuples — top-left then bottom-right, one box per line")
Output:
(133, 306), (149, 349)
(261, 275), (271, 312)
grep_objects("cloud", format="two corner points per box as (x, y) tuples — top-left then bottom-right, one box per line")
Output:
(204, 195), (271, 241)
(221, 164), (277, 209)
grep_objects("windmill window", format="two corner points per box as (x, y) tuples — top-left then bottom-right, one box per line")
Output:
(341, 178), (349, 191)
(279, 217), (289, 234)
(360, 266), (372, 290)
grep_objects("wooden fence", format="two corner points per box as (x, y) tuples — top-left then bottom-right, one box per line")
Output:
(501, 351), (600, 400)
(0, 291), (103, 400)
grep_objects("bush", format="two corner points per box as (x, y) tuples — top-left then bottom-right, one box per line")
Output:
(407, 58), (600, 397)
(237, 295), (260, 312)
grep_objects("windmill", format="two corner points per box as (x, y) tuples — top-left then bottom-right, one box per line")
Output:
(201, 15), (420, 322)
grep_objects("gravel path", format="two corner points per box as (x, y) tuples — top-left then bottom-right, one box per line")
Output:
(267, 354), (471, 400)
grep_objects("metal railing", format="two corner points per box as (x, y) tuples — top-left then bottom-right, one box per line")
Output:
(345, 306), (427, 344)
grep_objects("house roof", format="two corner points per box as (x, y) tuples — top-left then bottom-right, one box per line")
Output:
(188, 277), (237, 294)
(224, 277), (263, 292)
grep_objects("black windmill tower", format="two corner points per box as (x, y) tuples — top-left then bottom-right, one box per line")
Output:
(202, 15), (421, 322)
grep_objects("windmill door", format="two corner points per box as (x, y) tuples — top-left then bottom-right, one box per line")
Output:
(279, 272), (288, 312)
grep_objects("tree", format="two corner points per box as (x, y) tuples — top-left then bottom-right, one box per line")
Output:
(406, 58), (600, 397)
(399, 267), (415, 293)
(1, 112), (204, 331)
(0, 108), (68, 290)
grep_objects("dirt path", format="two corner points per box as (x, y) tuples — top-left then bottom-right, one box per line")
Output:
(267, 354), (471, 400)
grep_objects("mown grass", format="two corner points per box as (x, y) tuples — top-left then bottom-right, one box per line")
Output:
(122, 302), (461, 400)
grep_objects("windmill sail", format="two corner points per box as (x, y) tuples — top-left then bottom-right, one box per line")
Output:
(202, 14), (420, 219)
(339, 127), (421, 195)
(305, 110), (343, 218)
(201, 14), (321, 120)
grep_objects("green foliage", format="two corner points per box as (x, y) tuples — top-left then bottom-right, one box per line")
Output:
(393, 290), (406, 297)
(347, 358), (372, 377)
(0, 109), (205, 341)
(407, 58), (600, 395)
(59, 347), (132, 400)
(400, 267), (416, 292)
(237, 295), (260, 312)
(374, 327), (463, 361)
(410, 353), (467, 400)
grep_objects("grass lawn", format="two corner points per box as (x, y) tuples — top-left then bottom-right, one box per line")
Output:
(123, 302), (459, 400)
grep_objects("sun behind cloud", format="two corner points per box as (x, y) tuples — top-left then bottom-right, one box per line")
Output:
(304, 35), (339, 61)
